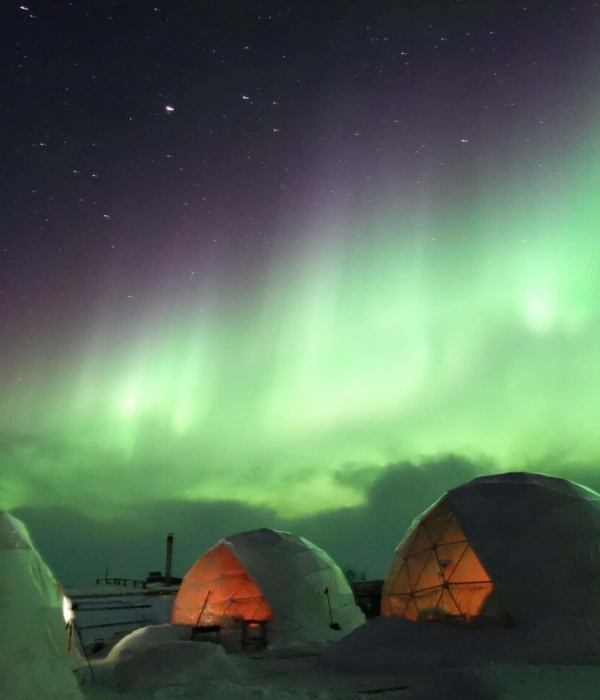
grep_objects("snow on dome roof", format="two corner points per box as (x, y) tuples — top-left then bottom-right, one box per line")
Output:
(172, 527), (364, 645)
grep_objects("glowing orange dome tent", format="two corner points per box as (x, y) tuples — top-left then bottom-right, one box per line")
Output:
(382, 472), (600, 625)
(171, 542), (273, 626)
(171, 528), (364, 643)
(381, 499), (495, 622)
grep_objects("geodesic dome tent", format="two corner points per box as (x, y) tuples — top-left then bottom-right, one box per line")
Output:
(0, 510), (82, 699)
(381, 472), (600, 625)
(171, 528), (364, 643)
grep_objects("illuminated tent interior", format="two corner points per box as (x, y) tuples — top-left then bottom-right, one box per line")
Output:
(381, 500), (496, 623)
(381, 472), (600, 626)
(0, 511), (82, 700)
(171, 528), (364, 644)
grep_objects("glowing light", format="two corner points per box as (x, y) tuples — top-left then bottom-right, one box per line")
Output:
(117, 388), (142, 417)
(172, 406), (193, 435)
(523, 295), (556, 333)
(62, 596), (75, 624)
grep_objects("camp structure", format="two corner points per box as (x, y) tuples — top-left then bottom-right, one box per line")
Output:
(381, 472), (600, 626)
(171, 528), (364, 645)
(0, 510), (82, 699)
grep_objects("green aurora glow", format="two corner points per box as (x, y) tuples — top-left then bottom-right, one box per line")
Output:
(3, 128), (600, 517)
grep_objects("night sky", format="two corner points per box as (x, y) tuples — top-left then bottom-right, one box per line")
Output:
(4, 1), (600, 584)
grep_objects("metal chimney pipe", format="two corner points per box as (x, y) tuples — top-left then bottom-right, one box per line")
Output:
(165, 533), (173, 585)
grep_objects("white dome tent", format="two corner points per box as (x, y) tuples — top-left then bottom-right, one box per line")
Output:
(382, 472), (600, 626)
(172, 528), (364, 645)
(0, 510), (82, 699)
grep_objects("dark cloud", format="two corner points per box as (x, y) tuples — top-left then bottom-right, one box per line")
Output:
(295, 455), (490, 578)
(14, 499), (279, 587)
(332, 462), (380, 492)
(14, 454), (490, 586)
(15, 451), (600, 588)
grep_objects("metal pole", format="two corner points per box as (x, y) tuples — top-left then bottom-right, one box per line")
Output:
(324, 587), (341, 630)
(165, 533), (173, 585)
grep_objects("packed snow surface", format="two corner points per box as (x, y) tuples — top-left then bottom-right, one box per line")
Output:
(77, 619), (600, 699)
(321, 615), (600, 672)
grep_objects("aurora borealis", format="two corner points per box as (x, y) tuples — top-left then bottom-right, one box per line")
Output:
(4, 2), (600, 579)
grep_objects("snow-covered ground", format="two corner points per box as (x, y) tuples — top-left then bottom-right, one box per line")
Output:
(78, 624), (358, 699)
(72, 617), (600, 699)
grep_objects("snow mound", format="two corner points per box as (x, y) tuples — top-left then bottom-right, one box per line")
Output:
(107, 624), (191, 658)
(321, 616), (600, 675)
(101, 624), (242, 693)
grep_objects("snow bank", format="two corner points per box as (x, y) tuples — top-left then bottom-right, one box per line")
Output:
(321, 615), (600, 675)
(84, 617), (600, 699)
(98, 624), (243, 693)
(403, 663), (600, 700)
(477, 663), (600, 700)
(107, 624), (191, 657)
(85, 624), (361, 699)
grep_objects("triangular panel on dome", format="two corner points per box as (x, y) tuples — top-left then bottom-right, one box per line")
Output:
(390, 560), (411, 593)
(413, 551), (445, 591)
(436, 515), (468, 546)
(422, 501), (454, 544)
(447, 544), (491, 584)
(436, 541), (469, 577)
(448, 581), (495, 618)
(407, 523), (434, 554)
(438, 587), (463, 617)
(405, 548), (435, 589)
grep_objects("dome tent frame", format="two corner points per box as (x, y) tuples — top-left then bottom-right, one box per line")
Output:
(382, 498), (496, 624)
(382, 472), (600, 626)
(171, 528), (364, 644)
